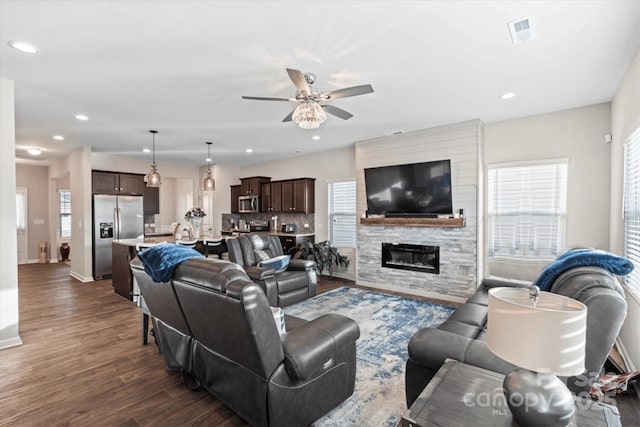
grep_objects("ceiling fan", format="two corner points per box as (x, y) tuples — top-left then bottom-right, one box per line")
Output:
(242, 68), (374, 128)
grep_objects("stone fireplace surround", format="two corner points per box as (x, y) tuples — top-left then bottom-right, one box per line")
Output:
(355, 121), (483, 302)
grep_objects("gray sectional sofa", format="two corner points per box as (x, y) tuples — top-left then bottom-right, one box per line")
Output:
(405, 266), (628, 407)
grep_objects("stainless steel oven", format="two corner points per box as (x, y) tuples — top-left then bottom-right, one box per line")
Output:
(238, 195), (260, 213)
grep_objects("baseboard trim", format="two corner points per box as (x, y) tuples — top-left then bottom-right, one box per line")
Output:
(49, 258), (59, 263)
(0, 336), (23, 350)
(355, 279), (468, 304)
(69, 271), (93, 283)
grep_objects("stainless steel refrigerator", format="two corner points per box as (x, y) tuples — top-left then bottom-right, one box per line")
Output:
(93, 194), (144, 280)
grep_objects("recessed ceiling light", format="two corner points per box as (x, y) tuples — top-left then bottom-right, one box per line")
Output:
(246, 148), (253, 153)
(75, 114), (89, 121)
(27, 148), (42, 156)
(500, 92), (516, 100)
(311, 135), (321, 140)
(142, 148), (151, 153)
(8, 40), (39, 54)
(205, 157), (212, 162)
(53, 135), (64, 141)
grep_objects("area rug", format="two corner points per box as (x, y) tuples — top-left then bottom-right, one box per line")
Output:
(283, 287), (455, 427)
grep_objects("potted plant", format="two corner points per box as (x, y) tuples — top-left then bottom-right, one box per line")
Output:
(298, 240), (350, 276)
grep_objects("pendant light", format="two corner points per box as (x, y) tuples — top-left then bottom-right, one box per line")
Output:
(203, 141), (215, 191)
(146, 130), (161, 187)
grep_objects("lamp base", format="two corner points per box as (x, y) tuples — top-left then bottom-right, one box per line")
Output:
(503, 368), (575, 427)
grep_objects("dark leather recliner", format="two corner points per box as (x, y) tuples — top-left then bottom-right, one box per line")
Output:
(130, 256), (360, 427)
(227, 234), (317, 307)
(405, 267), (628, 407)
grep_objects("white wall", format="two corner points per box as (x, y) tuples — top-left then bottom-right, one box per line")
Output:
(484, 103), (612, 280)
(210, 162), (242, 235)
(611, 47), (640, 370)
(0, 78), (21, 349)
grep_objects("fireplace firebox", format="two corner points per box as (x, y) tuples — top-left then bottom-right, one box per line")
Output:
(381, 243), (440, 274)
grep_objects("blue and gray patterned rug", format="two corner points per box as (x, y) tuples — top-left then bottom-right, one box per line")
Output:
(283, 287), (455, 427)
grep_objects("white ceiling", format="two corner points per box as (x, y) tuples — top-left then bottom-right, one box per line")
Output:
(2, 1), (639, 167)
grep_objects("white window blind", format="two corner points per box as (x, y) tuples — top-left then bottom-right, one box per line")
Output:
(488, 161), (568, 261)
(624, 130), (640, 293)
(329, 181), (356, 247)
(59, 190), (71, 238)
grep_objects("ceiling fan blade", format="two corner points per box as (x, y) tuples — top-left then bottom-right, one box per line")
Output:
(282, 108), (296, 122)
(325, 84), (374, 100)
(323, 104), (354, 120)
(242, 95), (295, 102)
(286, 68), (311, 94)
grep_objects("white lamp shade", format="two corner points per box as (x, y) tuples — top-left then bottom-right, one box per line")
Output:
(487, 287), (587, 377)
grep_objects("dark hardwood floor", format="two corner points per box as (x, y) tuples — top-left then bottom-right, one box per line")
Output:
(1, 263), (637, 426)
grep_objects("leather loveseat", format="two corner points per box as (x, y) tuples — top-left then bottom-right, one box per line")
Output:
(405, 266), (628, 407)
(130, 256), (360, 427)
(227, 234), (317, 307)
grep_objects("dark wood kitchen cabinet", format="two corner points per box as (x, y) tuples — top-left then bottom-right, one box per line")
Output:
(281, 178), (315, 213)
(143, 186), (159, 215)
(92, 170), (145, 195)
(262, 181), (282, 213)
(230, 185), (241, 214)
(240, 176), (270, 196)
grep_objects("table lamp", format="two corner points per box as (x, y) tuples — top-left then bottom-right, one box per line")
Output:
(487, 285), (587, 427)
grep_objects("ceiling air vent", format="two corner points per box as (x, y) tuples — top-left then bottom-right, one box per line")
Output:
(508, 17), (536, 44)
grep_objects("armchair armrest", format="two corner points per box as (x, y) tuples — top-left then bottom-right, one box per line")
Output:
(244, 266), (278, 306)
(282, 313), (360, 380)
(244, 265), (275, 281)
(408, 327), (516, 375)
(287, 258), (316, 271)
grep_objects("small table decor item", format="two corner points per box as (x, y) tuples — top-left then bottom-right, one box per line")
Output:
(184, 207), (206, 238)
(487, 285), (587, 427)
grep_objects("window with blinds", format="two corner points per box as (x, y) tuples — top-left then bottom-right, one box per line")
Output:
(624, 130), (640, 293)
(488, 161), (568, 261)
(329, 180), (356, 247)
(59, 190), (71, 238)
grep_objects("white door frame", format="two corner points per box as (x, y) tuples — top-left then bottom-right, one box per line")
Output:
(16, 187), (28, 264)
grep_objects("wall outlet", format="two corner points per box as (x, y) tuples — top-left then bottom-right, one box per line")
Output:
(304, 223), (309, 228)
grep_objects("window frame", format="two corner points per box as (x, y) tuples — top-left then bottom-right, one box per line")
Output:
(623, 128), (640, 296)
(59, 189), (71, 239)
(487, 159), (569, 262)
(328, 179), (356, 248)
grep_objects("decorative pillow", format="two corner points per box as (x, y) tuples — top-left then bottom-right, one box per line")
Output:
(259, 255), (291, 273)
(271, 306), (286, 336)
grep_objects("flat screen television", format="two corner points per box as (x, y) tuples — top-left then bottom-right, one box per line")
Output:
(364, 159), (453, 217)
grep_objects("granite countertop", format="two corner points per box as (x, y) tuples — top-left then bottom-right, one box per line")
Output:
(114, 235), (225, 246)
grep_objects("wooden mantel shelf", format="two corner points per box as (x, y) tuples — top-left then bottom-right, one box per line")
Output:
(359, 217), (465, 228)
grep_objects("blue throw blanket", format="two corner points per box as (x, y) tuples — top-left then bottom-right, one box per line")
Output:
(535, 248), (634, 291)
(138, 243), (203, 282)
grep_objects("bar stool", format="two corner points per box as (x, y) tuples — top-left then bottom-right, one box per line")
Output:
(175, 239), (198, 249)
(203, 238), (226, 259)
(134, 241), (164, 345)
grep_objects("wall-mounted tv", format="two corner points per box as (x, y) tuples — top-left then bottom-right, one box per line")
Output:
(364, 159), (453, 217)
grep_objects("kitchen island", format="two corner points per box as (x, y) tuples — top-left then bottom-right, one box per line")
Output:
(111, 236), (226, 301)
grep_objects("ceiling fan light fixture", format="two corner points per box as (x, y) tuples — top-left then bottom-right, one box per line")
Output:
(203, 141), (215, 191)
(292, 101), (327, 129)
(146, 130), (161, 187)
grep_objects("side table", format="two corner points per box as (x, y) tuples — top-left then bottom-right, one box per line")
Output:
(401, 359), (621, 427)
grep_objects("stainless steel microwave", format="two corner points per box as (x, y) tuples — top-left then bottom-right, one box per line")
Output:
(238, 195), (260, 213)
